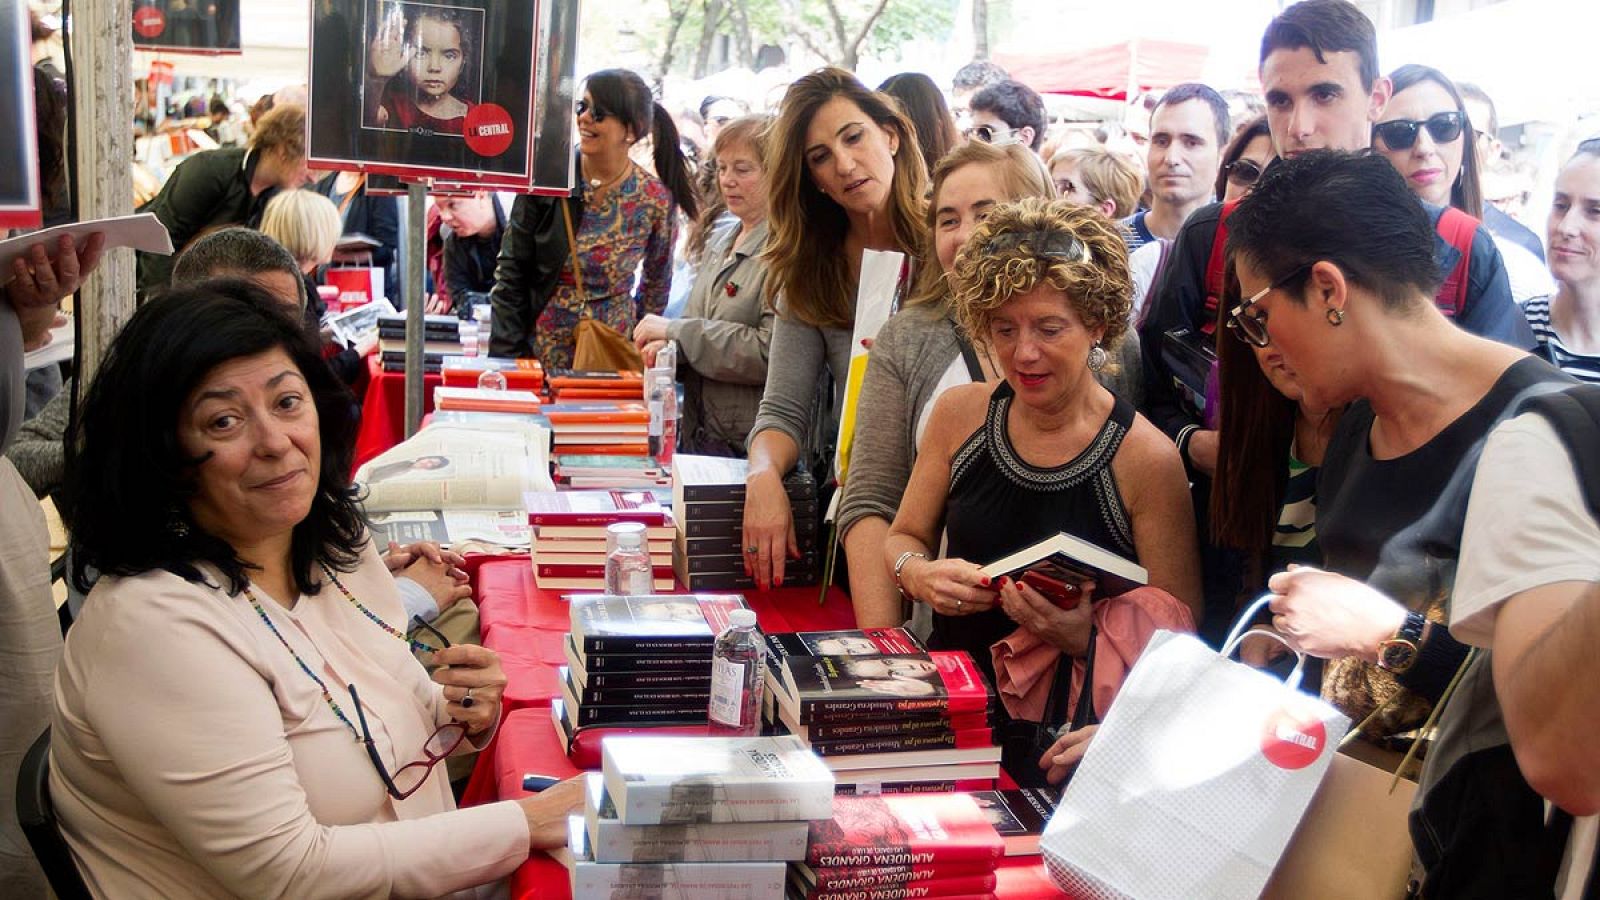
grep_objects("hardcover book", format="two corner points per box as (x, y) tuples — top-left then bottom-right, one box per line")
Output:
(978, 531), (1148, 599)
(565, 816), (786, 899)
(563, 635), (715, 683)
(544, 402), (650, 424)
(559, 676), (708, 727)
(794, 859), (998, 893)
(601, 735), (836, 825)
(583, 774), (809, 863)
(827, 762), (1001, 788)
(804, 793), (1004, 869)
(783, 712), (991, 743)
(774, 652), (992, 725)
(963, 789), (1058, 856)
(561, 666), (710, 707)
(671, 454), (817, 504)
(789, 868), (999, 899)
(440, 355), (544, 389)
(432, 386), (542, 414)
(525, 489), (671, 527)
(567, 594), (747, 655)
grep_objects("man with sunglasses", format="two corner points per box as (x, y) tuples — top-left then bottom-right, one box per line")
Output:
(1134, 0), (1532, 642)
(965, 79), (1047, 154)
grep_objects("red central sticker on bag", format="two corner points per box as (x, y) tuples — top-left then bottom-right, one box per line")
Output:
(463, 104), (515, 157)
(133, 5), (167, 38)
(1261, 708), (1327, 770)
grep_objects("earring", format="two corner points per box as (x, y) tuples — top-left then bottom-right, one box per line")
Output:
(1326, 308), (1345, 327)
(1087, 343), (1109, 372)
(166, 507), (190, 539)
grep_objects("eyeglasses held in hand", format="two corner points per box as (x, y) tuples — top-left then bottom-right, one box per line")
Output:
(575, 98), (610, 123)
(1228, 262), (1313, 348)
(408, 616), (452, 654)
(1224, 158), (1264, 187)
(1372, 112), (1465, 151)
(349, 683), (467, 801)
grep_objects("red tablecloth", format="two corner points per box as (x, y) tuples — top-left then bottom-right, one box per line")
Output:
(354, 355), (442, 468)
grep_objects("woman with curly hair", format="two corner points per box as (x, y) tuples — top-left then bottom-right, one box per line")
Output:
(884, 199), (1200, 777)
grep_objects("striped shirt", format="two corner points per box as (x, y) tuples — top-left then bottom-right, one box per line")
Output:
(1119, 210), (1155, 252)
(1524, 295), (1600, 384)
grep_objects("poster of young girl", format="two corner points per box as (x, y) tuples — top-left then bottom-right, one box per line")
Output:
(307, 0), (542, 187)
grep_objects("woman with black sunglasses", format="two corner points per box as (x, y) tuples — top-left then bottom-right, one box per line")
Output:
(1373, 65), (1553, 305)
(489, 69), (699, 366)
(53, 281), (581, 898)
(1215, 115), (1273, 204)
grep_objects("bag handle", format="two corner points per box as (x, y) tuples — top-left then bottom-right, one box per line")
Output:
(1221, 593), (1309, 692)
(558, 200), (590, 314)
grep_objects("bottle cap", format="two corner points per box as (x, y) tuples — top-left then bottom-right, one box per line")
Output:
(728, 609), (757, 628)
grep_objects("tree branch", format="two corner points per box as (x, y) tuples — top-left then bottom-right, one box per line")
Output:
(847, 0), (894, 62)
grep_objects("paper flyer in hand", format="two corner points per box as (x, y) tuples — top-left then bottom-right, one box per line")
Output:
(832, 248), (905, 488)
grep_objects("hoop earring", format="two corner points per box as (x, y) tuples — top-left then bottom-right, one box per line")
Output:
(1087, 343), (1109, 372)
(1326, 308), (1345, 327)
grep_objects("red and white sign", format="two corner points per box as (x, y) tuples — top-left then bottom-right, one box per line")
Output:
(463, 103), (515, 158)
(1260, 706), (1329, 771)
(132, 5), (166, 39)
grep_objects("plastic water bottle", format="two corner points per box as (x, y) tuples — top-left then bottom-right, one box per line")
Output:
(459, 320), (480, 357)
(604, 522), (653, 595)
(476, 367), (507, 391)
(647, 373), (677, 466)
(708, 609), (763, 736)
(654, 340), (676, 379)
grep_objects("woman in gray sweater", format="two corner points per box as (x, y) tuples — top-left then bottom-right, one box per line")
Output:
(740, 68), (929, 589)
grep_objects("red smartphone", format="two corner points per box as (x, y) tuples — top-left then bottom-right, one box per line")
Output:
(1020, 570), (1080, 608)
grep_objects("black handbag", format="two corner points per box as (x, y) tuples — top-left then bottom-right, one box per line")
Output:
(998, 624), (1099, 789)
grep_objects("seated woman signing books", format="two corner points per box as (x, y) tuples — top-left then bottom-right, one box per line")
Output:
(883, 199), (1201, 783)
(54, 281), (580, 897)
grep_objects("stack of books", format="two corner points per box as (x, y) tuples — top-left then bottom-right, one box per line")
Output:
(439, 355), (544, 391)
(553, 452), (665, 489)
(555, 593), (747, 731)
(766, 644), (1000, 793)
(547, 369), (645, 401)
(525, 490), (676, 591)
(544, 401), (652, 458)
(789, 792), (1006, 899)
(376, 314), (461, 373)
(671, 455), (820, 590)
(560, 735), (836, 899)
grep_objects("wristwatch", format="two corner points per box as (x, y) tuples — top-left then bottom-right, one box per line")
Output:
(1376, 611), (1427, 674)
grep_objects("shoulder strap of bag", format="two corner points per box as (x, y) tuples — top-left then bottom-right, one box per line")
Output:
(1520, 385), (1600, 519)
(1068, 623), (1100, 730)
(336, 173), (364, 219)
(1039, 623), (1099, 731)
(1200, 200), (1242, 335)
(1433, 206), (1479, 319)
(954, 328), (987, 382)
(559, 200), (589, 311)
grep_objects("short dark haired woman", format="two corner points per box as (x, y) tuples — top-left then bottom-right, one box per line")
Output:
(878, 71), (961, 176)
(56, 281), (579, 896)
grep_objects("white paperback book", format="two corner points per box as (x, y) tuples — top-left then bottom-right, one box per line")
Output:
(600, 735), (836, 825)
(564, 816), (786, 899)
(582, 774), (809, 863)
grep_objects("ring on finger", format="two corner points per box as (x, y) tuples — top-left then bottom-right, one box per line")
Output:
(745, 545), (759, 555)
(461, 687), (475, 709)
(955, 598), (963, 612)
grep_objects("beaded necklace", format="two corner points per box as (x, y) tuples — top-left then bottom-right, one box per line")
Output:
(242, 563), (428, 741)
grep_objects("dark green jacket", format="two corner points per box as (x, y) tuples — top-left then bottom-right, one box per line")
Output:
(136, 147), (273, 297)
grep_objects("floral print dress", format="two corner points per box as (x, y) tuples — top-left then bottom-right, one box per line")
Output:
(535, 163), (676, 371)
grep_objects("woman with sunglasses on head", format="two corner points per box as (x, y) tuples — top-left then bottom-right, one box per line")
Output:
(54, 282), (581, 898)
(1527, 141), (1600, 383)
(1372, 65), (1553, 306)
(882, 199), (1200, 783)
(741, 68), (928, 591)
(489, 70), (698, 368)
(1224, 154), (1573, 891)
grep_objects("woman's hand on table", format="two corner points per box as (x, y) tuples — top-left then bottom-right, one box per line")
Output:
(742, 468), (800, 589)
(901, 557), (996, 617)
(632, 314), (669, 348)
(519, 776), (585, 850)
(1266, 565), (1407, 663)
(429, 644), (505, 735)
(1040, 725), (1098, 785)
(998, 576), (1095, 656)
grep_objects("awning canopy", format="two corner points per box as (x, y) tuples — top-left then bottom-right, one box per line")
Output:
(996, 39), (1255, 102)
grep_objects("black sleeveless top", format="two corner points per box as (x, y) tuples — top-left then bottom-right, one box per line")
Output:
(931, 381), (1138, 684)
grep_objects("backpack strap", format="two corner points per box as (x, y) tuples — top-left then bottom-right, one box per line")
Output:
(1518, 385), (1600, 519)
(1433, 207), (1479, 319)
(1200, 200), (1242, 335)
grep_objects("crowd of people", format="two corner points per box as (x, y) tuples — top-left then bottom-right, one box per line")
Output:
(5, 0), (1599, 896)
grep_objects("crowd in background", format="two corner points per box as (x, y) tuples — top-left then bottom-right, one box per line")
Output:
(5, 0), (1600, 897)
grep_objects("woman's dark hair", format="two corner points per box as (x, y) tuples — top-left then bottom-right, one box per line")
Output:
(878, 72), (959, 176)
(63, 280), (365, 596)
(1210, 263), (1296, 557)
(1226, 149), (1440, 312)
(1215, 114), (1271, 199)
(1386, 64), (1483, 218)
(585, 69), (700, 219)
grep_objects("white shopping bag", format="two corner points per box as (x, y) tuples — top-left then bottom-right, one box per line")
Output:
(1040, 596), (1349, 900)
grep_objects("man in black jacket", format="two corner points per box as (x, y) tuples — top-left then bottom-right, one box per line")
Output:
(487, 191), (580, 358)
(434, 192), (506, 317)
